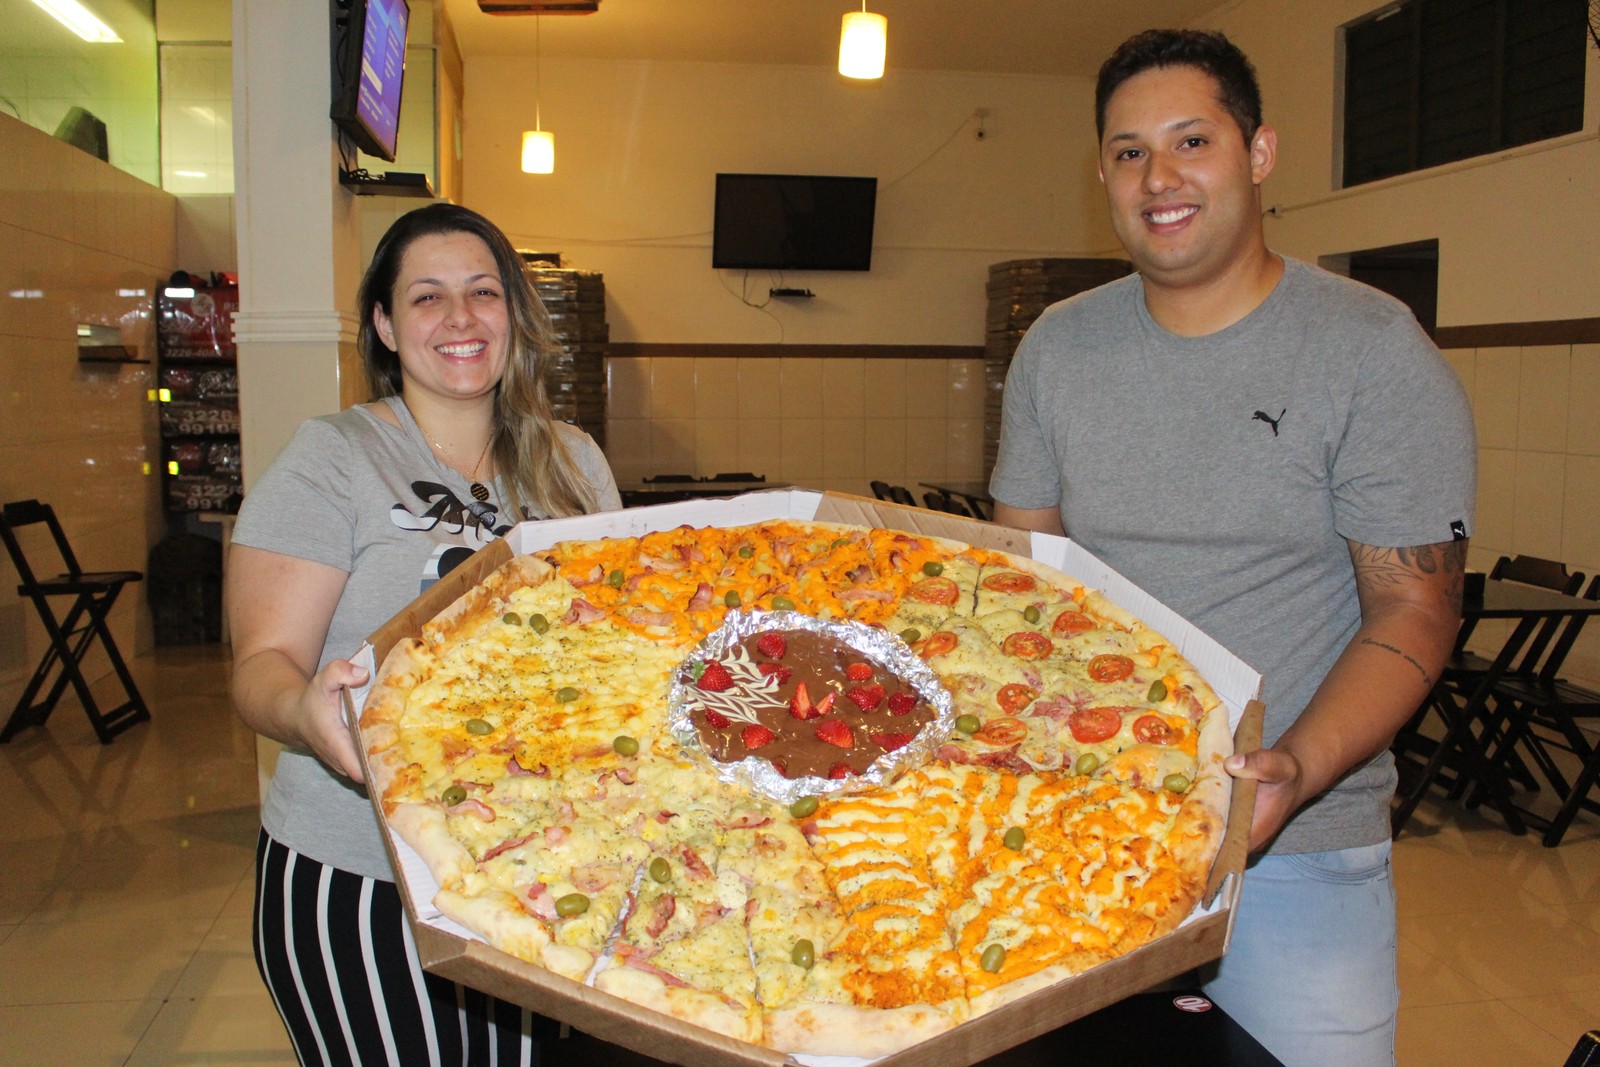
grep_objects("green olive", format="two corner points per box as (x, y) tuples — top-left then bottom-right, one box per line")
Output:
(789, 795), (820, 819)
(1002, 826), (1025, 851)
(464, 718), (493, 736)
(738, 544), (755, 559)
(1163, 773), (1191, 794)
(607, 569), (625, 588)
(613, 735), (640, 757)
(554, 892), (590, 918)
(528, 613), (549, 634)
(1074, 752), (1101, 776)
(724, 590), (742, 608)
(556, 686), (580, 703)
(648, 856), (671, 883)
(1023, 605), (1041, 625)
(1148, 679), (1169, 703)
(899, 627), (922, 645)
(501, 612), (521, 626)
(922, 561), (945, 577)
(955, 714), (982, 734)
(980, 943), (1006, 973)
(791, 939), (816, 969)
(771, 595), (796, 611)
(441, 784), (467, 806)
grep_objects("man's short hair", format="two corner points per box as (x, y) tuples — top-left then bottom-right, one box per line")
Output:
(1095, 29), (1263, 144)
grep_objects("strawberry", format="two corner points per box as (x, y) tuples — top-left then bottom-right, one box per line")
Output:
(815, 719), (854, 749)
(698, 662), (735, 692)
(827, 762), (852, 780)
(845, 662), (874, 682)
(790, 682), (822, 720)
(845, 683), (885, 711)
(704, 709), (731, 729)
(873, 731), (917, 752)
(758, 662), (793, 684)
(815, 691), (837, 716)
(741, 724), (775, 750)
(756, 632), (787, 659)
(887, 692), (918, 716)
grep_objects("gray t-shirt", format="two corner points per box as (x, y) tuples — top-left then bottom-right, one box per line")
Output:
(990, 257), (1475, 854)
(232, 396), (621, 879)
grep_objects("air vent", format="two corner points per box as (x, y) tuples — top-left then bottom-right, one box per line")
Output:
(477, 0), (599, 13)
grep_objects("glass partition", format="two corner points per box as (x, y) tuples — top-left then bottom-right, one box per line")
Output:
(0, 0), (159, 185)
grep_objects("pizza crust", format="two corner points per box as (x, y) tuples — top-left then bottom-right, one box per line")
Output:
(765, 1001), (963, 1057)
(594, 965), (763, 1045)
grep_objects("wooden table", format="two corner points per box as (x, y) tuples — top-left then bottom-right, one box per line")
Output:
(1391, 578), (1600, 836)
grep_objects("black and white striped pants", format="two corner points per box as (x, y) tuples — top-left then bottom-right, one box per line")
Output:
(253, 829), (545, 1067)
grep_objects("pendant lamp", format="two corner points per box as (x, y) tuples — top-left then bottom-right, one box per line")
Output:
(520, 16), (555, 173)
(838, 2), (886, 80)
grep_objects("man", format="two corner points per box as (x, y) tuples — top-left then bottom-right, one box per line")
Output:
(989, 29), (1475, 1067)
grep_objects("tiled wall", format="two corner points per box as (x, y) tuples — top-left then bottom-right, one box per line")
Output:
(0, 115), (174, 707)
(1441, 343), (1600, 687)
(604, 356), (987, 499)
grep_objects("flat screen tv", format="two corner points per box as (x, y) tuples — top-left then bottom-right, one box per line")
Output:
(712, 174), (877, 272)
(331, 0), (411, 163)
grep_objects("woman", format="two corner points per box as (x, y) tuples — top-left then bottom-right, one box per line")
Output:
(228, 203), (620, 1065)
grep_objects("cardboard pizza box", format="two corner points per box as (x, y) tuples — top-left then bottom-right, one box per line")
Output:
(346, 488), (1264, 1067)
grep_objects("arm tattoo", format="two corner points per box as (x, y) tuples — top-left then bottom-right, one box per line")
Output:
(1359, 636), (1435, 686)
(1351, 540), (1468, 609)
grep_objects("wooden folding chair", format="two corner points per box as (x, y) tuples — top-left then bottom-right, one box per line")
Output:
(1392, 554), (1582, 801)
(921, 490), (974, 518)
(0, 499), (151, 744)
(1473, 574), (1600, 845)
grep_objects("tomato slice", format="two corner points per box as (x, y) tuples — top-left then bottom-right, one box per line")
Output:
(1087, 653), (1135, 683)
(918, 631), (959, 657)
(1051, 611), (1095, 637)
(1132, 714), (1177, 745)
(972, 716), (1028, 745)
(981, 571), (1037, 594)
(907, 576), (960, 606)
(996, 683), (1038, 714)
(1000, 631), (1054, 660)
(1068, 706), (1123, 744)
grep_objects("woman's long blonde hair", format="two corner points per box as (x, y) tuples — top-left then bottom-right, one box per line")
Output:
(358, 203), (601, 519)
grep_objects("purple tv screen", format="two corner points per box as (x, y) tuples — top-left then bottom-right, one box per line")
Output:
(354, 0), (408, 160)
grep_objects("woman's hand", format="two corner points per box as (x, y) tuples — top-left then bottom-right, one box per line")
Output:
(294, 657), (370, 782)
(227, 544), (361, 777)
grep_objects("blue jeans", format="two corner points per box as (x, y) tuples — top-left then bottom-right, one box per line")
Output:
(1199, 841), (1398, 1067)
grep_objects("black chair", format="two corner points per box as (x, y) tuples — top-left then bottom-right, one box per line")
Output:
(869, 480), (900, 502)
(1392, 554), (1583, 805)
(922, 490), (974, 518)
(1473, 573), (1600, 845)
(0, 499), (151, 744)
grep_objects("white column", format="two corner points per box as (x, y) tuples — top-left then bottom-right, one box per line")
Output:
(231, 0), (366, 492)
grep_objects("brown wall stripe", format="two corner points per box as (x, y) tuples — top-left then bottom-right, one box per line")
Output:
(1435, 318), (1600, 349)
(606, 343), (985, 360)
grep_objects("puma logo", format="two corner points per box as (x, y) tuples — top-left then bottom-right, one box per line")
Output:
(1253, 408), (1286, 436)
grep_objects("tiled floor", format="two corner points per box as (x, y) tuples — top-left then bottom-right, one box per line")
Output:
(0, 646), (1596, 1067)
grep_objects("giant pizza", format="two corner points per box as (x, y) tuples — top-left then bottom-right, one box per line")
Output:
(358, 519), (1234, 1057)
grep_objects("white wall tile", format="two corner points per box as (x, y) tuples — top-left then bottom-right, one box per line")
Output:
(1569, 345), (1600, 457)
(1510, 451), (1566, 560)
(1473, 347), (1519, 451)
(1516, 346), (1570, 453)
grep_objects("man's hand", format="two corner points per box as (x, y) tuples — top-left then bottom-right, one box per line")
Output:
(1225, 746), (1306, 852)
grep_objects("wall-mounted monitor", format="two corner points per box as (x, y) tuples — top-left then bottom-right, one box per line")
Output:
(712, 173), (878, 272)
(330, 0), (411, 163)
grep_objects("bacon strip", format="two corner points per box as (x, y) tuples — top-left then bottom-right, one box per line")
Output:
(563, 597), (603, 625)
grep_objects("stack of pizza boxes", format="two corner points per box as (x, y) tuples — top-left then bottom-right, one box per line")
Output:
(346, 489), (1262, 1067)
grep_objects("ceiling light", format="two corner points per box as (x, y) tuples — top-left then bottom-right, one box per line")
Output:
(839, 2), (886, 80)
(30, 0), (121, 42)
(521, 15), (554, 173)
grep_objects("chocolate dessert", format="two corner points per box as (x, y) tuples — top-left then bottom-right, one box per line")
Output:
(682, 627), (938, 780)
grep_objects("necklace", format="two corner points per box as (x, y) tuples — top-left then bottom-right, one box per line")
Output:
(409, 406), (495, 502)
